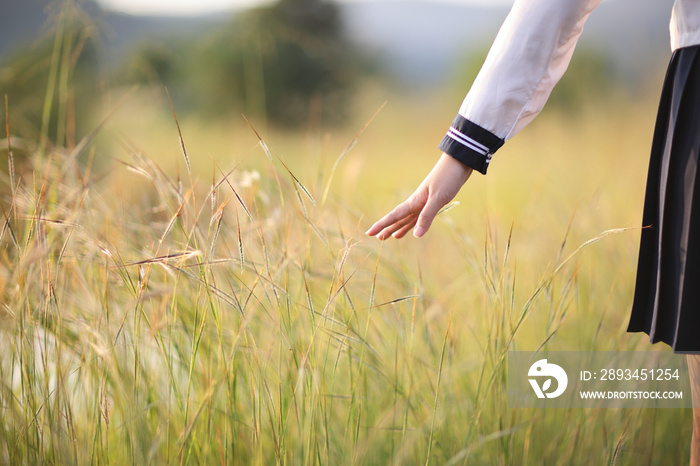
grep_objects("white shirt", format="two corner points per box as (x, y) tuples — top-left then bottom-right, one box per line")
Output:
(672, 0), (700, 50)
(439, 0), (700, 175)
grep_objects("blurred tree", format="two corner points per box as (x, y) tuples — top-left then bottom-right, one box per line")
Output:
(237, 0), (358, 125)
(124, 43), (176, 85)
(122, 0), (362, 127)
(0, 1), (103, 151)
(545, 48), (616, 111)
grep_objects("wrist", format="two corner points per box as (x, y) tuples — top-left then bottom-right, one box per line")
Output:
(438, 153), (473, 183)
(438, 114), (505, 175)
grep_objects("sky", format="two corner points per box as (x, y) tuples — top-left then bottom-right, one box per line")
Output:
(95, 0), (516, 16)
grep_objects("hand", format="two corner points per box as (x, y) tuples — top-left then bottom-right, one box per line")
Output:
(366, 153), (473, 239)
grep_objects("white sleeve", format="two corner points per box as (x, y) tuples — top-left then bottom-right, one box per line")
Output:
(438, 0), (602, 174)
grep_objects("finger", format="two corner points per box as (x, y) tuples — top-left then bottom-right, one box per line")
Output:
(365, 199), (419, 237)
(391, 218), (418, 239)
(377, 214), (417, 240)
(413, 195), (445, 237)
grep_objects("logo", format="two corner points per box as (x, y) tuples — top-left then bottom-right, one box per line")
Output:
(528, 359), (568, 399)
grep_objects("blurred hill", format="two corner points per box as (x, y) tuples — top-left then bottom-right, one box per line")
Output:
(0, 0), (676, 86)
(342, 0), (675, 84)
(0, 0), (52, 58)
(0, 0), (223, 65)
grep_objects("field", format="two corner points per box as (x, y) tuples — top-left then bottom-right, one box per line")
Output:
(0, 20), (691, 465)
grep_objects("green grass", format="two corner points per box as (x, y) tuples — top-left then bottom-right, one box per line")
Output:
(0, 7), (691, 462)
(0, 82), (692, 465)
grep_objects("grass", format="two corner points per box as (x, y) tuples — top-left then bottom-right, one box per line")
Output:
(0, 84), (692, 464)
(0, 7), (692, 465)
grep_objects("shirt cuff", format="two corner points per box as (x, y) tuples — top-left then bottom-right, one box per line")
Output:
(438, 114), (505, 175)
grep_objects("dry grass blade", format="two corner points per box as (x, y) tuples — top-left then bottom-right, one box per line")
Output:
(300, 209), (329, 249)
(321, 267), (359, 318)
(0, 200), (19, 251)
(165, 87), (192, 179)
(236, 208), (245, 274)
(294, 184), (309, 220)
(243, 114), (315, 206)
(279, 156), (315, 206)
(159, 201), (186, 246)
(437, 201), (459, 217)
(556, 209), (577, 265)
(321, 101), (386, 205)
(330, 240), (353, 300)
(552, 227), (633, 278)
(301, 266), (315, 323)
(116, 135), (180, 199)
(242, 114), (273, 161)
(372, 295), (420, 309)
(215, 162), (252, 219)
(5, 94), (15, 198)
(210, 200), (226, 258)
(211, 165), (216, 213)
(124, 251), (203, 266)
(116, 159), (154, 181)
(609, 418), (630, 465)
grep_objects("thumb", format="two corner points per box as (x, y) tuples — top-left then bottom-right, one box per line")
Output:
(413, 195), (445, 237)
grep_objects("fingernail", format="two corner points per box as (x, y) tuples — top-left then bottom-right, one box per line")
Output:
(413, 226), (425, 237)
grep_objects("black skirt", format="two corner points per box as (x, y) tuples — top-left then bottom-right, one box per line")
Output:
(627, 45), (700, 353)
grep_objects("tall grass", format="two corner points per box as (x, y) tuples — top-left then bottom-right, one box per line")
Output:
(0, 4), (691, 465)
(0, 91), (691, 464)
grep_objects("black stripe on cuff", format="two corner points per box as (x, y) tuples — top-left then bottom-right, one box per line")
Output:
(438, 114), (505, 175)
